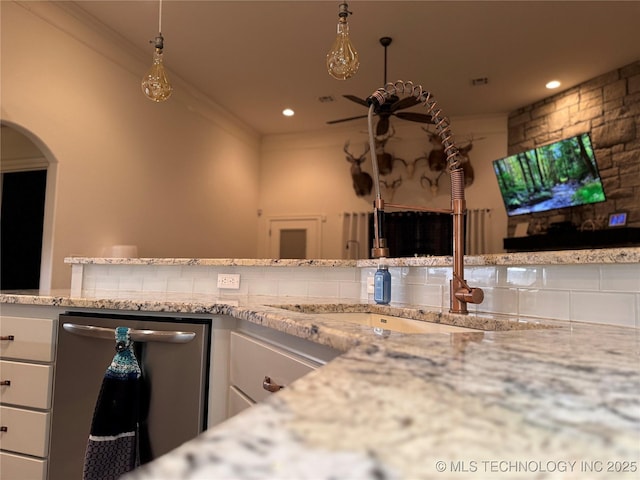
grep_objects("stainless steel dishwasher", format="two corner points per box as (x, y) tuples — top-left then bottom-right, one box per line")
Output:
(49, 312), (211, 480)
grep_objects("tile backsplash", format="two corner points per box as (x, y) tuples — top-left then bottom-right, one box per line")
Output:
(71, 262), (639, 328)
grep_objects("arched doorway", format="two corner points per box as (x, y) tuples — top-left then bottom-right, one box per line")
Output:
(1, 123), (57, 292)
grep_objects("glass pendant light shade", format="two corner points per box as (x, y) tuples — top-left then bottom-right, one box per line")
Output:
(141, 43), (173, 102)
(141, 1), (172, 102)
(326, 2), (359, 80)
(327, 17), (359, 80)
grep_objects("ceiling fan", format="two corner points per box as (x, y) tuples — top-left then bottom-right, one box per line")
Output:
(327, 36), (434, 135)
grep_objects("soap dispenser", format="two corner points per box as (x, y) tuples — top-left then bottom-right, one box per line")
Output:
(374, 258), (391, 305)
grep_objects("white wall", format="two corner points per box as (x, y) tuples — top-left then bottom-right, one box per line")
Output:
(259, 115), (509, 258)
(1, 2), (510, 292)
(1, 2), (261, 289)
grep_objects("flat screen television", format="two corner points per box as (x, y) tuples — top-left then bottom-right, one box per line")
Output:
(493, 132), (606, 217)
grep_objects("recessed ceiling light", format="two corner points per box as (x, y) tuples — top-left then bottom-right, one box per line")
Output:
(546, 80), (561, 89)
(282, 108), (295, 117)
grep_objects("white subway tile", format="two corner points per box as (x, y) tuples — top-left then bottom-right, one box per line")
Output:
(308, 281), (340, 298)
(166, 277), (194, 294)
(408, 284), (443, 307)
(277, 280), (309, 297)
(142, 277), (168, 293)
(248, 279), (279, 296)
(390, 284), (410, 304)
(477, 287), (518, 315)
(570, 291), (636, 327)
(504, 266), (540, 287)
(426, 267), (451, 285)
(182, 266), (212, 278)
(94, 275), (119, 292)
(119, 276), (144, 293)
(600, 265), (640, 293)
(519, 289), (570, 320)
(338, 281), (361, 300)
(542, 265), (600, 290)
(400, 267), (427, 285)
(465, 267), (498, 287)
(193, 278), (218, 295)
(70, 264), (84, 297)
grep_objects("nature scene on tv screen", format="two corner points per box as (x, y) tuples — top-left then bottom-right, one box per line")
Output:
(493, 133), (606, 216)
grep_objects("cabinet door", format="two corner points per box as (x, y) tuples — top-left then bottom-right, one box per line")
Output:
(229, 332), (317, 403)
(0, 361), (53, 409)
(0, 317), (55, 362)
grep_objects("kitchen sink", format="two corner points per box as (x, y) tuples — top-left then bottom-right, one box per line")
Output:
(302, 311), (482, 334)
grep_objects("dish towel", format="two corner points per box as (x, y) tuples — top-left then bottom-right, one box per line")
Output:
(83, 327), (142, 480)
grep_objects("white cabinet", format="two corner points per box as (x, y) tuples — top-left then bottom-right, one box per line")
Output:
(0, 314), (57, 480)
(227, 321), (339, 418)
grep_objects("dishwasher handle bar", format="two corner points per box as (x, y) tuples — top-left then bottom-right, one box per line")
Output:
(62, 323), (196, 344)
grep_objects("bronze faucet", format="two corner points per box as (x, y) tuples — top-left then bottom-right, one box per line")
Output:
(366, 81), (484, 315)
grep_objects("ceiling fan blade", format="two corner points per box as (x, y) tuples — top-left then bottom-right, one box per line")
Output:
(390, 96), (420, 112)
(326, 114), (369, 125)
(376, 116), (390, 135)
(394, 111), (434, 124)
(343, 94), (369, 107)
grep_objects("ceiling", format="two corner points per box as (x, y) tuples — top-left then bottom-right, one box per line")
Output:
(65, 1), (640, 136)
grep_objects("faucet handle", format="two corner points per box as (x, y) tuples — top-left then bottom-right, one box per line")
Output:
(454, 287), (484, 305)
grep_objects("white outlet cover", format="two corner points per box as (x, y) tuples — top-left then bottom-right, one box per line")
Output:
(217, 273), (240, 289)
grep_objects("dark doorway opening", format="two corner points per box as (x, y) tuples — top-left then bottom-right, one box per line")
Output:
(1, 169), (47, 290)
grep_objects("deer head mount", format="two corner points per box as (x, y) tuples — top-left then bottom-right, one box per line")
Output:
(379, 177), (402, 202)
(395, 155), (427, 179)
(374, 125), (399, 175)
(344, 140), (372, 197)
(420, 170), (446, 197)
(421, 127), (478, 186)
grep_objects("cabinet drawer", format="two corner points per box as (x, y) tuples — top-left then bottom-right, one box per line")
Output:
(0, 361), (53, 409)
(227, 385), (254, 418)
(230, 332), (317, 403)
(0, 317), (56, 362)
(0, 450), (47, 480)
(0, 406), (50, 457)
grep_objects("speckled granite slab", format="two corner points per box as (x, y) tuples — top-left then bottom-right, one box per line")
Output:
(122, 322), (640, 480)
(2, 292), (639, 479)
(64, 246), (640, 267)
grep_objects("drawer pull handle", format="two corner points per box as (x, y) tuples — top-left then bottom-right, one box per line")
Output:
(262, 376), (284, 393)
(0, 335), (15, 341)
(0, 426), (7, 432)
(0, 380), (10, 386)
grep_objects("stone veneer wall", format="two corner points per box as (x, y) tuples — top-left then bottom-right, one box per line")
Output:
(507, 61), (640, 236)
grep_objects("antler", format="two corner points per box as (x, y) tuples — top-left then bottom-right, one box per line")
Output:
(402, 154), (428, 179)
(420, 170), (446, 197)
(379, 177), (403, 202)
(344, 140), (370, 164)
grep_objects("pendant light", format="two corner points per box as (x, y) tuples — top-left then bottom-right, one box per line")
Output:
(141, 0), (172, 102)
(326, 2), (359, 80)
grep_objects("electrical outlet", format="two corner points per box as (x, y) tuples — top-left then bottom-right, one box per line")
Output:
(217, 273), (240, 289)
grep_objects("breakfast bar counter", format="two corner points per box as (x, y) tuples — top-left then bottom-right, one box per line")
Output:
(2, 290), (638, 479)
(2, 248), (639, 478)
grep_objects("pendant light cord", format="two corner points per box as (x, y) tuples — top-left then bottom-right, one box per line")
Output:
(158, 0), (163, 33)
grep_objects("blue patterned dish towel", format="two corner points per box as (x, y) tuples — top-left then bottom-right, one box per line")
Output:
(83, 327), (142, 480)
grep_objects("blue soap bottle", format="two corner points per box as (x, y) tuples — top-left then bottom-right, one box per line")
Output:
(374, 259), (391, 305)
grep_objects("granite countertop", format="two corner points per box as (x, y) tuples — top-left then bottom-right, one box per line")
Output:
(2, 291), (639, 479)
(64, 246), (640, 267)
